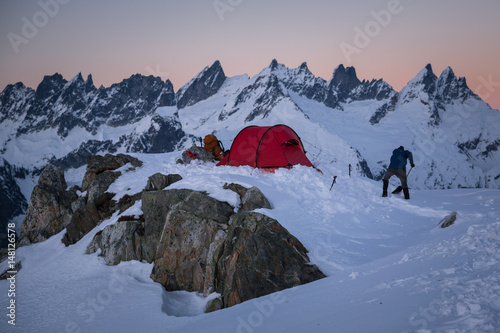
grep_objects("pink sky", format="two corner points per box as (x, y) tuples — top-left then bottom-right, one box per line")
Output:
(1, 0), (499, 110)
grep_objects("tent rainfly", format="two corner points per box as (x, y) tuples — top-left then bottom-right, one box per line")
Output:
(216, 124), (314, 170)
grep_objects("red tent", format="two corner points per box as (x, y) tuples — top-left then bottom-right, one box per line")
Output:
(216, 125), (314, 170)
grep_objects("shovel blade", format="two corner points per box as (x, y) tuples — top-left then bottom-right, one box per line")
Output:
(392, 186), (403, 194)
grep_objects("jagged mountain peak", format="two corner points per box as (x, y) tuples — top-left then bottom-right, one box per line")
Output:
(399, 64), (438, 101)
(406, 64), (437, 93)
(189, 60), (224, 81)
(439, 66), (455, 80)
(71, 72), (84, 83)
(61, 72), (87, 94)
(256, 59), (287, 77)
(399, 64), (478, 105)
(0, 82), (34, 123)
(372, 63), (486, 126)
(35, 73), (67, 100)
(1, 81), (29, 97)
(176, 60), (226, 109)
(436, 66), (478, 103)
(85, 74), (95, 93)
(330, 64), (361, 91)
(269, 58), (279, 70)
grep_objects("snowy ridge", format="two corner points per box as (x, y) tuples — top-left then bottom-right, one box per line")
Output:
(1, 153), (499, 332)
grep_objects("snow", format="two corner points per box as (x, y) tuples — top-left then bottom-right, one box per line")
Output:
(155, 106), (178, 119)
(1, 152), (499, 332)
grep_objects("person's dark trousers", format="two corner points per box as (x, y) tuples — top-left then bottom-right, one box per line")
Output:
(383, 167), (409, 198)
(382, 180), (389, 197)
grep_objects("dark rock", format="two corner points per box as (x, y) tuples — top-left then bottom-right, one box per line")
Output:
(151, 208), (228, 296)
(81, 153), (142, 192)
(223, 183), (272, 211)
(18, 164), (76, 246)
(62, 191), (117, 246)
(223, 183), (248, 198)
(48, 139), (119, 170)
(86, 220), (145, 265)
(179, 190), (234, 223)
(81, 153), (142, 203)
(205, 297), (223, 313)
(216, 212), (325, 307)
(87, 170), (120, 202)
(71, 196), (87, 213)
(148, 190), (234, 294)
(439, 211), (457, 228)
(141, 189), (234, 295)
(145, 173), (182, 191)
(62, 200), (101, 246)
(116, 192), (143, 214)
(0, 261), (21, 280)
(0, 159), (28, 247)
(180, 146), (215, 164)
(240, 186), (272, 211)
(140, 189), (194, 261)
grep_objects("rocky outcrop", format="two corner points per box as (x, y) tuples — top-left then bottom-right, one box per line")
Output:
(61, 193), (115, 246)
(88, 182), (324, 312)
(18, 164), (77, 246)
(438, 211), (457, 228)
(62, 153), (143, 246)
(0, 159), (28, 247)
(214, 212), (325, 308)
(150, 190), (234, 295)
(240, 186), (272, 212)
(81, 154), (143, 200)
(140, 189), (193, 262)
(86, 218), (145, 265)
(178, 146), (215, 165)
(144, 173), (182, 191)
(223, 182), (272, 212)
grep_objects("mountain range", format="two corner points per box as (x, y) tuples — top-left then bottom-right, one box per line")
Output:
(1, 59), (500, 245)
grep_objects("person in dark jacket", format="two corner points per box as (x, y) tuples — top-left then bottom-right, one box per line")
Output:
(382, 146), (415, 199)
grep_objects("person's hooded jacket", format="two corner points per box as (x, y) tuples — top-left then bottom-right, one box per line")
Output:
(389, 147), (414, 170)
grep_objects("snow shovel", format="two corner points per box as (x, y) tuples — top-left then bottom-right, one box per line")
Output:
(392, 166), (413, 194)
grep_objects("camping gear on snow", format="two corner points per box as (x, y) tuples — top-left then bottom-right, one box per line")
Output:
(203, 134), (225, 161)
(329, 176), (337, 191)
(216, 125), (314, 170)
(185, 150), (197, 159)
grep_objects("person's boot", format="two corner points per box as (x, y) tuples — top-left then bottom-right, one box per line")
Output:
(382, 180), (388, 197)
(403, 187), (410, 200)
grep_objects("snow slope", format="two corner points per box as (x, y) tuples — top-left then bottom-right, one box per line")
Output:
(1, 153), (499, 333)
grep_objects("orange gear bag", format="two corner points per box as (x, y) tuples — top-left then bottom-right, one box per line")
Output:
(203, 134), (224, 161)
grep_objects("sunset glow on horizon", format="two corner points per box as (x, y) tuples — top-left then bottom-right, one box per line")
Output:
(1, 0), (499, 110)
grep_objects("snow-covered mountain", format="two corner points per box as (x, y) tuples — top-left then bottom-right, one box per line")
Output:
(1, 60), (500, 332)
(1, 60), (500, 242)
